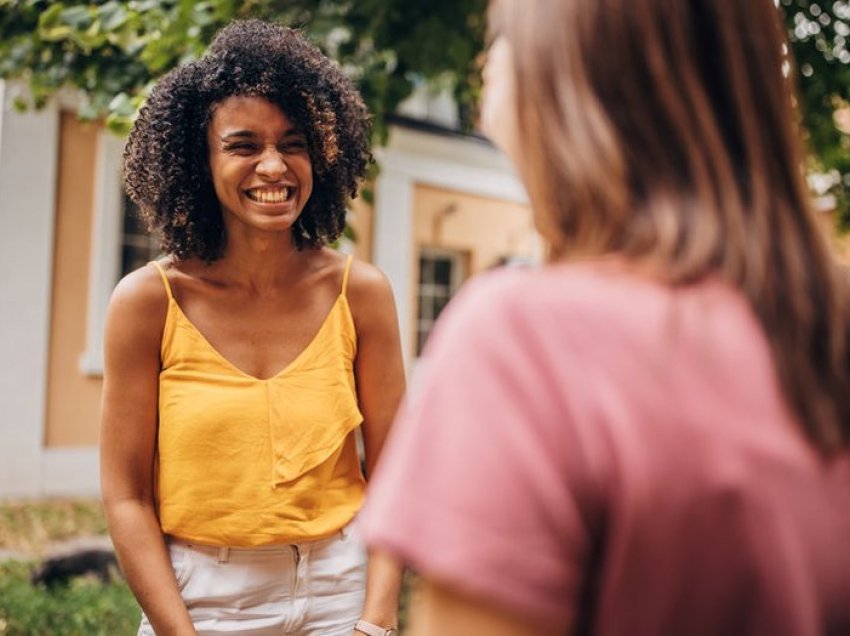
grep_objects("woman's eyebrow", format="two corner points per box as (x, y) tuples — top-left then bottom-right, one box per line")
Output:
(220, 130), (257, 141)
(220, 128), (303, 141)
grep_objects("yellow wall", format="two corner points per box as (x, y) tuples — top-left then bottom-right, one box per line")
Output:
(45, 113), (104, 447)
(411, 183), (534, 351)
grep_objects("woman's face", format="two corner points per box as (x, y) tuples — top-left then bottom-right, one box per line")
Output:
(207, 95), (313, 237)
(480, 35), (520, 163)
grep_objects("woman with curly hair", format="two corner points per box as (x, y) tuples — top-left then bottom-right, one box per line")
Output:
(100, 20), (404, 636)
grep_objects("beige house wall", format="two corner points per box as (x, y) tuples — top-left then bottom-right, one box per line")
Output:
(412, 183), (534, 271)
(410, 183), (534, 352)
(45, 113), (103, 447)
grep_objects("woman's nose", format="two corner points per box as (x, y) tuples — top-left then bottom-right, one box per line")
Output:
(256, 147), (288, 178)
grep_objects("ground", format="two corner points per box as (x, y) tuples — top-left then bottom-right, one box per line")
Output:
(0, 499), (108, 558)
(0, 499), (412, 635)
(0, 498), (138, 636)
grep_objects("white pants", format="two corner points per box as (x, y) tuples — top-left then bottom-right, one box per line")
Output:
(138, 524), (367, 635)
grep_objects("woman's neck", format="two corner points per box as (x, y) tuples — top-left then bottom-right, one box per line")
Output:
(215, 228), (306, 295)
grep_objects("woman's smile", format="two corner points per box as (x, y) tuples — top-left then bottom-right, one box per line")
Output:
(244, 185), (297, 205)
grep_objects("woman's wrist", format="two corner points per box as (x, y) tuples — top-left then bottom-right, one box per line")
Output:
(358, 607), (398, 627)
(360, 586), (399, 625)
(360, 548), (403, 629)
(354, 618), (400, 636)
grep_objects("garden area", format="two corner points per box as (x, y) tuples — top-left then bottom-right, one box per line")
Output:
(0, 500), (412, 635)
(0, 500), (139, 635)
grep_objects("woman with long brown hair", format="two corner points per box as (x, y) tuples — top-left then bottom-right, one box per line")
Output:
(360, 0), (850, 634)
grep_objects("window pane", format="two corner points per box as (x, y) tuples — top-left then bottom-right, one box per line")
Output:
(121, 247), (149, 277)
(433, 258), (453, 286)
(122, 194), (146, 235)
(433, 293), (451, 318)
(119, 191), (160, 277)
(419, 256), (433, 284)
(416, 248), (466, 355)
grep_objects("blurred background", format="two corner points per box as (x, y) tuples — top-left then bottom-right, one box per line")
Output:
(0, 0), (849, 632)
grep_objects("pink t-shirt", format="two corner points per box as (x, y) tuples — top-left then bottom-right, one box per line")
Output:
(361, 263), (850, 635)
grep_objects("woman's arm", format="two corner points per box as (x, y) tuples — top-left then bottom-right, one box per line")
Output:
(347, 261), (407, 631)
(100, 266), (195, 635)
(409, 581), (565, 636)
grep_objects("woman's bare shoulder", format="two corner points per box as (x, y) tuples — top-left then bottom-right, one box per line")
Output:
(112, 261), (171, 307)
(308, 248), (389, 295)
(339, 255), (397, 336)
(344, 256), (393, 301)
(105, 261), (171, 345)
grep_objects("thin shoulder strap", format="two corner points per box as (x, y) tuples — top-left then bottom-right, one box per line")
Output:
(149, 260), (174, 300)
(341, 254), (354, 297)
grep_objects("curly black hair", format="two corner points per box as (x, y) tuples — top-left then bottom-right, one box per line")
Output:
(123, 19), (372, 260)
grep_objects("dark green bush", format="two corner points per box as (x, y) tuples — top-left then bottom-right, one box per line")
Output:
(0, 560), (140, 636)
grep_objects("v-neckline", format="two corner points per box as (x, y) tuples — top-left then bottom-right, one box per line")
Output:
(169, 294), (346, 382)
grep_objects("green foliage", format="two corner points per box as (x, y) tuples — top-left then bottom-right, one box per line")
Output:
(334, 0), (486, 136)
(0, 0), (486, 142)
(782, 0), (850, 222)
(0, 0), (239, 120)
(0, 560), (140, 636)
(2, 0), (848, 220)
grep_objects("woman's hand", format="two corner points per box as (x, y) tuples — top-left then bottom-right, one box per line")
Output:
(347, 259), (407, 632)
(100, 264), (196, 635)
(408, 580), (564, 636)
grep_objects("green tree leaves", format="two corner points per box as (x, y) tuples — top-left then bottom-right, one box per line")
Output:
(1, 0), (847, 221)
(782, 0), (850, 221)
(0, 0), (486, 142)
(0, 0), (243, 120)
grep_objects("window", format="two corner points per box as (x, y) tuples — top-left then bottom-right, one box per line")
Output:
(81, 131), (157, 374)
(120, 194), (160, 276)
(416, 247), (466, 355)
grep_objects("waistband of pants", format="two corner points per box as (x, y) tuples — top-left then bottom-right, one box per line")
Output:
(166, 523), (355, 558)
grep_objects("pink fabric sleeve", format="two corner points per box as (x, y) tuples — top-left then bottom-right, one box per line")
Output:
(359, 272), (598, 626)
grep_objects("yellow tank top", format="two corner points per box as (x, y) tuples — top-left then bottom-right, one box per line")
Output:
(151, 256), (365, 547)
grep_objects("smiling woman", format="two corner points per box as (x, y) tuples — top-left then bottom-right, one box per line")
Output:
(207, 96), (314, 234)
(100, 20), (405, 636)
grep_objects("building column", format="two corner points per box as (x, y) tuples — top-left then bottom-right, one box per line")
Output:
(372, 161), (415, 368)
(0, 83), (60, 498)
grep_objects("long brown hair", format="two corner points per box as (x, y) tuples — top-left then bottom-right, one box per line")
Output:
(490, 0), (850, 452)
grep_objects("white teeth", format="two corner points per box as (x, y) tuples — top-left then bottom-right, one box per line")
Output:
(248, 187), (292, 203)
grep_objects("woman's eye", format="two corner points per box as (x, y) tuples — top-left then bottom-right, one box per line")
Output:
(224, 143), (256, 154)
(280, 140), (307, 153)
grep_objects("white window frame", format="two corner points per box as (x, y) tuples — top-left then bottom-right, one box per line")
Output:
(416, 247), (466, 355)
(79, 131), (125, 375)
